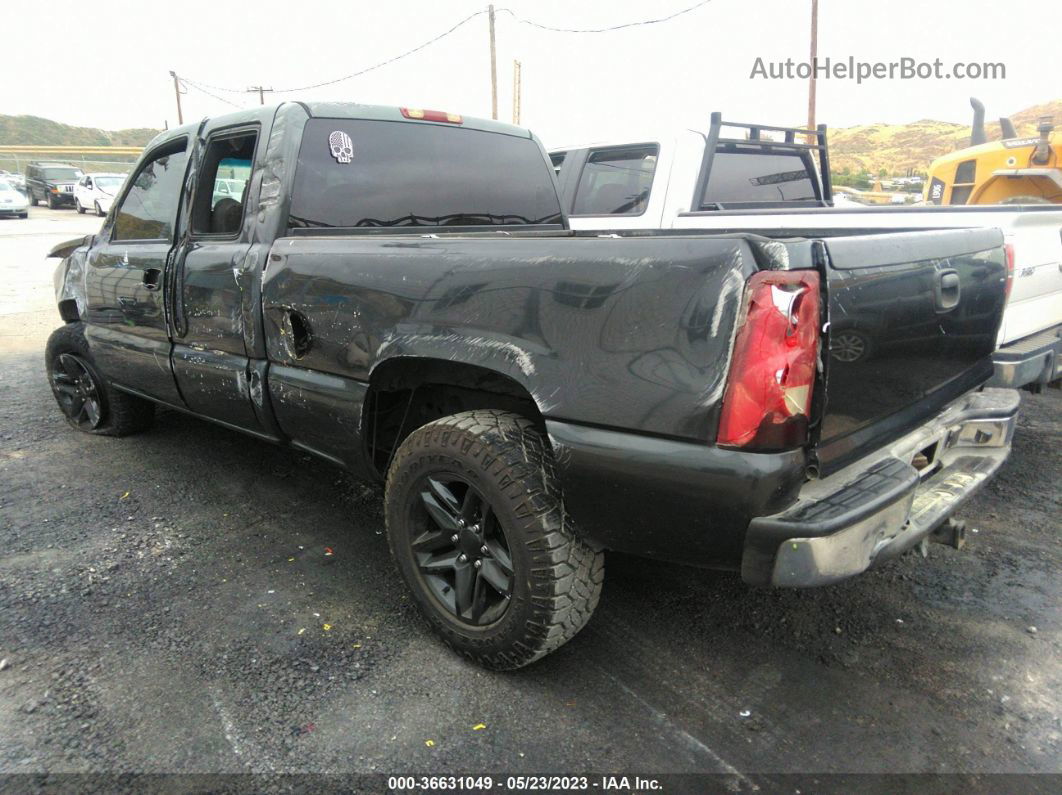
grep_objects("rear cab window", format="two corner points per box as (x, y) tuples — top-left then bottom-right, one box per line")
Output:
(572, 145), (658, 216)
(288, 118), (562, 230)
(700, 148), (819, 208)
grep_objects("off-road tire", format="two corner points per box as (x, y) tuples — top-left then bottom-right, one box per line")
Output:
(45, 322), (155, 436)
(46, 194), (56, 209)
(385, 410), (604, 670)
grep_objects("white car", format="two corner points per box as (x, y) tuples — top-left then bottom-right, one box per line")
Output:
(74, 173), (127, 217)
(212, 178), (246, 206)
(0, 179), (29, 218)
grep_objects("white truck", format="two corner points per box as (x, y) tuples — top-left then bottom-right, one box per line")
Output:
(549, 114), (1062, 390)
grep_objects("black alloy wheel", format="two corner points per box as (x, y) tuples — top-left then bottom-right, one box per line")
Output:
(50, 353), (105, 430)
(385, 410), (604, 669)
(409, 474), (514, 626)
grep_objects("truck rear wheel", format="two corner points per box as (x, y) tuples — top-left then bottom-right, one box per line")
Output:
(45, 322), (155, 436)
(384, 409), (603, 670)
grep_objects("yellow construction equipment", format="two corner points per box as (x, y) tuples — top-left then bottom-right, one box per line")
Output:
(924, 98), (1061, 205)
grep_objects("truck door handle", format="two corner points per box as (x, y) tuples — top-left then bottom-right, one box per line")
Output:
(935, 269), (960, 312)
(143, 268), (162, 291)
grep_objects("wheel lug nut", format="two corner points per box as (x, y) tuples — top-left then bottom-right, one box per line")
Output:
(458, 553), (467, 562)
(474, 560), (482, 569)
(451, 534), (459, 543)
(480, 545), (489, 554)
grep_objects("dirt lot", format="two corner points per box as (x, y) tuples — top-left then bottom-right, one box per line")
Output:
(0, 208), (1059, 784)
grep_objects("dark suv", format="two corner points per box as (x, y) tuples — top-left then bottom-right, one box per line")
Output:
(26, 162), (84, 209)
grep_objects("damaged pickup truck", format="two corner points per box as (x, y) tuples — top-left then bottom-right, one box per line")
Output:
(48, 102), (1020, 669)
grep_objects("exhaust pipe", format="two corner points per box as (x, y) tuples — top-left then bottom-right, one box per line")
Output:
(970, 97), (987, 145)
(1032, 116), (1054, 165)
(999, 116), (1017, 139)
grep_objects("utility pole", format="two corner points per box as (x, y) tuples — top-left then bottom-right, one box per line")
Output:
(488, 4), (498, 120)
(169, 70), (184, 125)
(512, 60), (522, 125)
(807, 0), (818, 144)
(247, 86), (274, 105)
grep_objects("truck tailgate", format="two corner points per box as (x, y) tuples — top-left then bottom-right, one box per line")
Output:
(816, 228), (1007, 474)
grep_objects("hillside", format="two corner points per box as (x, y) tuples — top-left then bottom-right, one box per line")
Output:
(828, 98), (1062, 176)
(0, 115), (160, 147)
(3, 100), (1060, 177)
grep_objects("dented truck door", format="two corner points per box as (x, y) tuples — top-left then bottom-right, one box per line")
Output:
(170, 121), (274, 435)
(83, 138), (189, 405)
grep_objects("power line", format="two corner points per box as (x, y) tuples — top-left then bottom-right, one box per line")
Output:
(497, 0), (715, 33)
(274, 8), (491, 93)
(180, 78), (244, 109)
(171, 2), (714, 97)
(247, 86), (275, 105)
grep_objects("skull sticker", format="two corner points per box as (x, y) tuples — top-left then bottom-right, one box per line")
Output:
(328, 130), (354, 164)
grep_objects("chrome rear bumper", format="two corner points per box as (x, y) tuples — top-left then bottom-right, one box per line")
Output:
(742, 388), (1020, 587)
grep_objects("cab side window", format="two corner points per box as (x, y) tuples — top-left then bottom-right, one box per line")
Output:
(572, 145), (658, 216)
(191, 130), (258, 236)
(113, 140), (188, 241)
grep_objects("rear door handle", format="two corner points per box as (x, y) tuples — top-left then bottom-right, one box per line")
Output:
(935, 268), (960, 312)
(143, 268), (162, 291)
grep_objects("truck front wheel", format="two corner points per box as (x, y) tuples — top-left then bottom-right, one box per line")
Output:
(45, 323), (155, 436)
(385, 409), (604, 670)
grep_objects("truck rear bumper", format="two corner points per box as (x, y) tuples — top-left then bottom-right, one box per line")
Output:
(741, 388), (1020, 587)
(988, 324), (1062, 389)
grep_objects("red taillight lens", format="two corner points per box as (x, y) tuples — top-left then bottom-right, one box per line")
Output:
(1003, 242), (1015, 301)
(717, 270), (821, 451)
(400, 107), (463, 124)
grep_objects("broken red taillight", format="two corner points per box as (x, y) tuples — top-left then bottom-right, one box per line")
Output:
(1003, 242), (1015, 301)
(717, 270), (821, 451)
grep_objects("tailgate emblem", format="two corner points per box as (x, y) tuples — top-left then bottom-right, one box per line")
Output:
(328, 131), (354, 164)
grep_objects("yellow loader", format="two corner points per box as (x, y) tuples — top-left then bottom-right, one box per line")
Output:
(925, 98), (1060, 205)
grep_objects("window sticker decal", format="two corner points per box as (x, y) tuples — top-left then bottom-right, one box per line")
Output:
(328, 131), (354, 164)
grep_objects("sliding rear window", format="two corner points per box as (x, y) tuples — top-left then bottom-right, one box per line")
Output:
(288, 118), (562, 229)
(700, 148), (819, 207)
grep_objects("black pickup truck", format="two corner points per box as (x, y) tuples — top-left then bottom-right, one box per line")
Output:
(48, 102), (1019, 669)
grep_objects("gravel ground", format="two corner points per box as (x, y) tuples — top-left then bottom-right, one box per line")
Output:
(0, 209), (1059, 784)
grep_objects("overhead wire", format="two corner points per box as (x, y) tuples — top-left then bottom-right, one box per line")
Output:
(174, 2), (715, 96)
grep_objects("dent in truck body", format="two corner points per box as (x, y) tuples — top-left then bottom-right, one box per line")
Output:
(260, 234), (770, 442)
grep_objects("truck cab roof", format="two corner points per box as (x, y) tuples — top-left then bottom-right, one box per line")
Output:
(149, 102), (533, 153)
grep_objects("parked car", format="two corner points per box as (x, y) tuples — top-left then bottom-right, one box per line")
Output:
(0, 179), (29, 218)
(74, 173), (127, 216)
(26, 162), (84, 209)
(47, 102), (1018, 669)
(211, 177), (246, 207)
(549, 113), (1062, 391)
(0, 170), (27, 192)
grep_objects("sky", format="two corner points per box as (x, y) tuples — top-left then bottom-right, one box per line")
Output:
(2, 0), (1057, 148)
